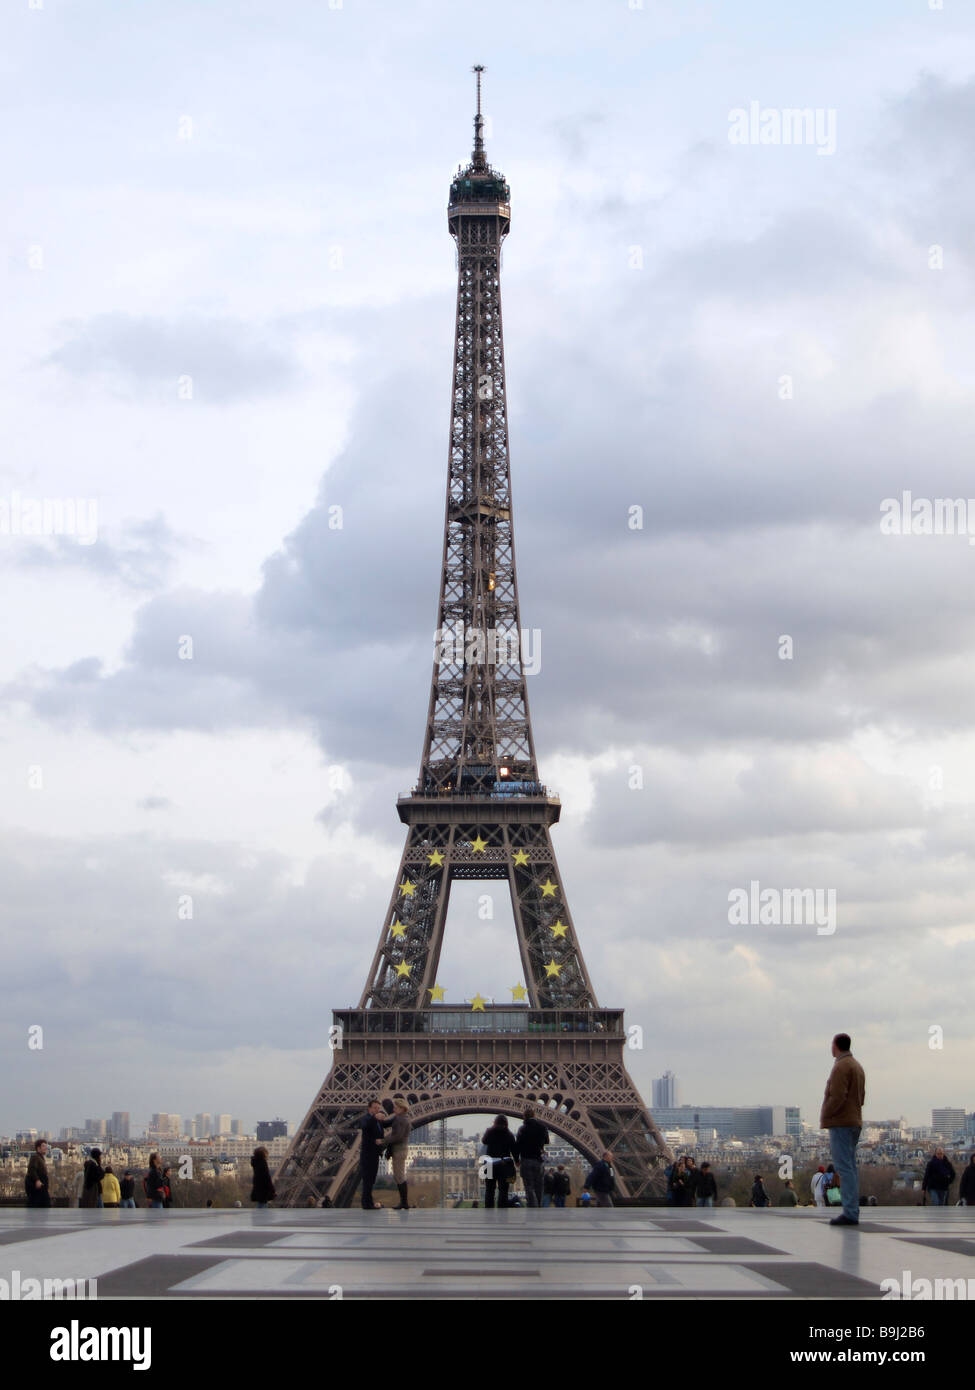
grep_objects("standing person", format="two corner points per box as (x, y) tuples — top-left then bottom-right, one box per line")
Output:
(695, 1161), (718, 1208)
(811, 1165), (827, 1206)
(959, 1154), (975, 1206)
(922, 1147), (956, 1206)
(377, 1099), (412, 1210)
(819, 1031), (866, 1227)
(358, 1100), (384, 1211)
(778, 1179), (799, 1207)
(542, 1169), (555, 1208)
(670, 1156), (692, 1207)
(80, 1149), (105, 1209)
(101, 1165), (121, 1208)
(250, 1146), (276, 1208)
(145, 1153), (167, 1209)
(584, 1151), (617, 1207)
(481, 1115), (519, 1209)
(553, 1165), (570, 1208)
(161, 1166), (174, 1208)
(685, 1157), (698, 1201)
(26, 1139), (51, 1209)
(750, 1175), (770, 1208)
(515, 1107), (550, 1209)
(120, 1171), (136, 1209)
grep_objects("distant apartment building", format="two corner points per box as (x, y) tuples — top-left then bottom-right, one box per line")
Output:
(652, 1105), (801, 1139)
(215, 1114), (232, 1137)
(256, 1119), (289, 1143)
(195, 1113), (213, 1138)
(652, 1072), (679, 1109)
(932, 1108), (967, 1138)
(110, 1112), (130, 1141)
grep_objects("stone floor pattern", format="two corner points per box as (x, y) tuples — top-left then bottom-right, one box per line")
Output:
(1, 1207), (972, 1299)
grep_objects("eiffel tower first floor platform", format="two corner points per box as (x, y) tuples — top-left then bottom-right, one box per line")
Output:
(275, 1006), (673, 1208)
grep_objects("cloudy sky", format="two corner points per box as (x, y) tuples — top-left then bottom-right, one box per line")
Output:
(3, 0), (974, 1140)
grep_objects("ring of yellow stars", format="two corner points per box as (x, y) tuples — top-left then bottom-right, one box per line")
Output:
(399, 879), (416, 897)
(389, 920), (407, 938)
(544, 960), (562, 978)
(395, 962), (411, 977)
(510, 983), (528, 1001)
(470, 993), (487, 1011)
(428, 983), (445, 1002)
(549, 919), (568, 939)
(470, 835), (488, 854)
(427, 850), (445, 867)
(540, 878), (558, 897)
(512, 849), (529, 867)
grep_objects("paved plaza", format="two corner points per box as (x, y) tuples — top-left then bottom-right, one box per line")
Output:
(1, 1205), (973, 1299)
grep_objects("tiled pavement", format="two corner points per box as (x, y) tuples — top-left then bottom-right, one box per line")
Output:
(1, 1206), (973, 1299)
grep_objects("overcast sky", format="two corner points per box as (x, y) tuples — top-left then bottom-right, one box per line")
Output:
(3, 0), (975, 1140)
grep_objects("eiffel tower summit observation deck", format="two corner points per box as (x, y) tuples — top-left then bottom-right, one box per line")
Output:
(276, 69), (671, 1207)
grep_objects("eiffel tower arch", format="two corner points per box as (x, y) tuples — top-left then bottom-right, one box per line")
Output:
(276, 69), (671, 1206)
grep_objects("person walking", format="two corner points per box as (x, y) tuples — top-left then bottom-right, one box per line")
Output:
(778, 1179), (799, 1207)
(80, 1149), (105, 1209)
(26, 1139), (51, 1209)
(811, 1165), (827, 1206)
(358, 1100), (385, 1210)
(819, 1031), (866, 1227)
(959, 1154), (975, 1206)
(750, 1175), (770, 1208)
(515, 1107), (550, 1209)
(250, 1146), (276, 1208)
(145, 1153), (167, 1209)
(481, 1115), (519, 1209)
(695, 1161), (718, 1207)
(553, 1165), (570, 1208)
(120, 1171), (137, 1209)
(101, 1165), (121, 1208)
(584, 1151), (617, 1207)
(377, 1099), (412, 1210)
(922, 1147), (956, 1206)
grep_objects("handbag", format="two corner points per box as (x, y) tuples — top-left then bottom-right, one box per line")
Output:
(493, 1157), (516, 1182)
(826, 1185), (842, 1206)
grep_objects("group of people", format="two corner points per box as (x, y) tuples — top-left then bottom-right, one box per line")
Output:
(357, 1101), (620, 1209)
(665, 1156), (719, 1206)
(24, 1139), (277, 1210)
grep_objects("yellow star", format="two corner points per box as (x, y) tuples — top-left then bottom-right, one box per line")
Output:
(428, 983), (445, 1002)
(389, 920), (407, 938)
(510, 983), (528, 1001)
(399, 880), (416, 897)
(428, 850), (445, 867)
(513, 849), (529, 867)
(470, 993), (487, 1012)
(540, 878), (558, 898)
(549, 919), (569, 939)
(395, 962), (411, 978)
(544, 960), (562, 978)
(470, 835), (488, 854)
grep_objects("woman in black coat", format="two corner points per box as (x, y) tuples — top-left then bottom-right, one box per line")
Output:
(80, 1149), (105, 1209)
(922, 1148), (956, 1206)
(481, 1116), (519, 1209)
(250, 1147), (276, 1207)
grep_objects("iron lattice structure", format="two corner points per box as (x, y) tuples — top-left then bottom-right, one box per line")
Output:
(277, 71), (671, 1206)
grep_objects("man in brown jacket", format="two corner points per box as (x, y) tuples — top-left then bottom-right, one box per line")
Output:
(819, 1032), (866, 1226)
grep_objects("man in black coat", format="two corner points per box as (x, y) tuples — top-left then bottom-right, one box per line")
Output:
(359, 1100), (384, 1210)
(516, 1108), (551, 1209)
(26, 1139), (51, 1208)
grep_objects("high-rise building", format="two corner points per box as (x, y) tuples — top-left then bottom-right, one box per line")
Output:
(110, 1112), (130, 1141)
(216, 1114), (232, 1136)
(231, 1118), (241, 1135)
(932, 1108), (967, 1137)
(653, 1072), (679, 1109)
(652, 1105), (802, 1139)
(195, 1113), (212, 1138)
(256, 1119), (288, 1143)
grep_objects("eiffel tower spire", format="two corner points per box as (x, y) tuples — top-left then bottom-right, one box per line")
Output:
(275, 76), (671, 1208)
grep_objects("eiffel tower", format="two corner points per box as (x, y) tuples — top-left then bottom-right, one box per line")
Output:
(276, 69), (671, 1206)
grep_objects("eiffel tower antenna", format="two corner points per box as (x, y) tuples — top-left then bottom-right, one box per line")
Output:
(276, 74), (671, 1208)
